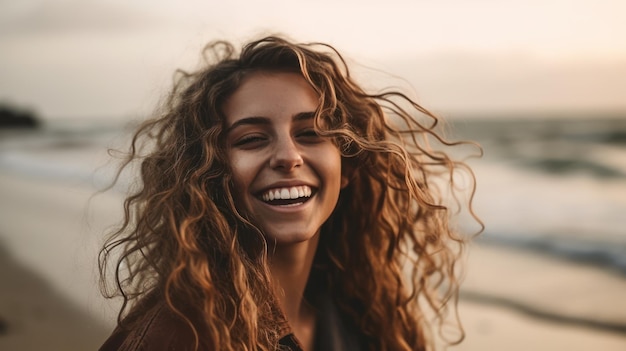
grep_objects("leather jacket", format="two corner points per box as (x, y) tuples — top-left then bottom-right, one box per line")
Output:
(99, 291), (365, 351)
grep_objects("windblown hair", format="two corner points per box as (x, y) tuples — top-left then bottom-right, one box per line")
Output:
(100, 36), (481, 351)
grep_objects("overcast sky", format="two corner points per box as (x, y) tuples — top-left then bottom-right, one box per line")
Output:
(1, 0), (625, 120)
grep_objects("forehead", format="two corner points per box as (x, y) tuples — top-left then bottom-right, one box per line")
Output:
(222, 71), (319, 125)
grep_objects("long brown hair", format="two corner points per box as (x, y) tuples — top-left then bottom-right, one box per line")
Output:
(99, 35), (481, 351)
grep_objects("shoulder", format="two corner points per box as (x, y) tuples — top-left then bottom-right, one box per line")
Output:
(99, 301), (197, 351)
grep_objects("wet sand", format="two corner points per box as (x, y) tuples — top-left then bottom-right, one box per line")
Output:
(455, 243), (626, 350)
(0, 242), (110, 350)
(0, 170), (120, 350)
(1, 170), (625, 350)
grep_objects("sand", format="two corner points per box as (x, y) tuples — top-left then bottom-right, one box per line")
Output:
(0, 171), (120, 350)
(1, 170), (625, 350)
(0, 241), (110, 350)
(454, 244), (626, 350)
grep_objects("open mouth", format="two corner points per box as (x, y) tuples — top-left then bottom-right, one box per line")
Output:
(259, 185), (314, 206)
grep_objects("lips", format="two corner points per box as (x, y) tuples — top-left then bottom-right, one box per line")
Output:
(259, 185), (313, 205)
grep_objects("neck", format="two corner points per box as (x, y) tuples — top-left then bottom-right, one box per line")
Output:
(269, 233), (320, 327)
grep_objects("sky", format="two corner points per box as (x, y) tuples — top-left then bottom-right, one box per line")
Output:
(1, 0), (625, 120)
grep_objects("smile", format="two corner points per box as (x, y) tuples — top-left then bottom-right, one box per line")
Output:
(260, 185), (313, 206)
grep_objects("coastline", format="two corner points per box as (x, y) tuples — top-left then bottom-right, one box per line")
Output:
(0, 170), (120, 351)
(454, 243), (626, 350)
(0, 240), (110, 351)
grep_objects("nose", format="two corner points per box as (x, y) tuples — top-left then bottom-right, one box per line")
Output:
(269, 135), (303, 171)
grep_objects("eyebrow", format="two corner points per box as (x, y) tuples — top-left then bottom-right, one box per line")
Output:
(226, 111), (316, 134)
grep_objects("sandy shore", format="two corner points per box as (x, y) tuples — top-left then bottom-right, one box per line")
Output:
(0, 170), (120, 350)
(1, 170), (625, 350)
(455, 244), (626, 350)
(0, 241), (110, 350)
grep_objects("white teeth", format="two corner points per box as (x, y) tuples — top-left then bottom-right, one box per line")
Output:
(261, 186), (313, 202)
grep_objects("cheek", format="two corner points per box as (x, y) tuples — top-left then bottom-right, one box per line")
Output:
(228, 151), (252, 184)
(323, 148), (344, 189)
(227, 153), (255, 206)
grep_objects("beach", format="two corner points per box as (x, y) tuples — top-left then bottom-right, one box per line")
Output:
(1, 118), (626, 350)
(456, 243), (626, 350)
(0, 171), (116, 350)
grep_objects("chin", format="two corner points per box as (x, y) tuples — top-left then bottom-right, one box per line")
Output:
(263, 228), (319, 246)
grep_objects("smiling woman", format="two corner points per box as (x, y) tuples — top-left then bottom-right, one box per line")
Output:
(98, 36), (481, 351)
(224, 72), (346, 247)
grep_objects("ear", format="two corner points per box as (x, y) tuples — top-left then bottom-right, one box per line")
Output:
(340, 159), (355, 189)
(340, 173), (350, 189)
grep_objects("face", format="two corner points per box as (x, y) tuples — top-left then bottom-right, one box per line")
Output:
(223, 71), (347, 245)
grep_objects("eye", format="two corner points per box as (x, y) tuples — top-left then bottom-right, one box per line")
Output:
(232, 134), (267, 148)
(296, 129), (322, 142)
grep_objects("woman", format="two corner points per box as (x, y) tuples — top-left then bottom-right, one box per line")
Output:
(99, 36), (480, 351)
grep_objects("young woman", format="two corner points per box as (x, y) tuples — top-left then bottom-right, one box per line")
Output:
(99, 36), (480, 351)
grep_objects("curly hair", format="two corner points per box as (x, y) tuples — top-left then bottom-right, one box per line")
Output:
(99, 35), (481, 351)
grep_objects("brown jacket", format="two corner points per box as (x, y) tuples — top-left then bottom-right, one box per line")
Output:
(99, 293), (364, 351)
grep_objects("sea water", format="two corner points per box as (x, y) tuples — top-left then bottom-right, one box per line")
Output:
(0, 119), (134, 190)
(1, 115), (625, 273)
(453, 116), (626, 274)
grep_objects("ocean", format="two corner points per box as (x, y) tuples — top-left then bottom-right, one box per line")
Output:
(1, 115), (625, 274)
(452, 116), (626, 275)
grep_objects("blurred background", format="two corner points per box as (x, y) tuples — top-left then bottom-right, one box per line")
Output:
(1, 1), (625, 350)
